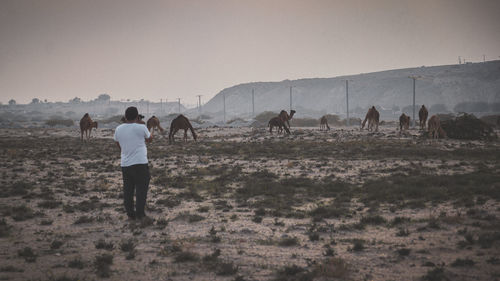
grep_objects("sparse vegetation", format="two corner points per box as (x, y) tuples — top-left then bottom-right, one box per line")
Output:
(0, 126), (498, 280)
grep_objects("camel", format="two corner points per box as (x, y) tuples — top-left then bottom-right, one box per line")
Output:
(278, 110), (296, 132)
(79, 113), (98, 141)
(147, 116), (164, 136)
(268, 116), (290, 134)
(168, 114), (197, 143)
(319, 115), (330, 131)
(361, 106), (379, 132)
(427, 115), (446, 139)
(419, 105), (428, 130)
(121, 114), (145, 124)
(399, 113), (410, 132)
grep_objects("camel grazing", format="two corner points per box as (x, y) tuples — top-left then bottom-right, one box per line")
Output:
(147, 116), (163, 136)
(168, 114), (197, 143)
(268, 116), (290, 134)
(427, 115), (446, 139)
(399, 113), (410, 132)
(319, 115), (330, 131)
(279, 110), (296, 130)
(361, 106), (380, 132)
(80, 113), (98, 141)
(419, 105), (428, 130)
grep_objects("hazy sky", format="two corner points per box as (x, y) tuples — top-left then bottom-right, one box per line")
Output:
(1, 0), (499, 105)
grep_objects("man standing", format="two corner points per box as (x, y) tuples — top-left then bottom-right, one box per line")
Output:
(114, 107), (153, 220)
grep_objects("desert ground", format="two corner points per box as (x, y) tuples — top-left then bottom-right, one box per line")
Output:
(0, 125), (499, 281)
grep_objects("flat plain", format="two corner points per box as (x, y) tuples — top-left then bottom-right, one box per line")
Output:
(0, 126), (499, 281)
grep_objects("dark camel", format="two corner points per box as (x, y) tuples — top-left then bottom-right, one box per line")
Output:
(419, 105), (428, 130)
(399, 113), (410, 132)
(268, 116), (290, 134)
(168, 115), (197, 143)
(80, 113), (98, 141)
(319, 115), (330, 131)
(361, 106), (379, 132)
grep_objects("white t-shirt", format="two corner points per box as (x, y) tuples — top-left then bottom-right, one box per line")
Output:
(113, 123), (151, 167)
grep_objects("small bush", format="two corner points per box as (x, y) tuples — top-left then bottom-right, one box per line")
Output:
(95, 239), (114, 251)
(360, 215), (387, 225)
(50, 240), (64, 250)
(396, 248), (411, 256)
(68, 257), (85, 269)
(278, 237), (299, 247)
(451, 258), (475, 267)
(422, 267), (446, 281)
(74, 215), (94, 224)
(94, 253), (113, 278)
(174, 251), (199, 263)
(45, 119), (74, 127)
(351, 239), (365, 252)
(18, 247), (37, 262)
(441, 113), (496, 140)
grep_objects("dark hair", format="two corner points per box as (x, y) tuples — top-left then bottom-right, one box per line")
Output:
(138, 114), (145, 120)
(125, 107), (139, 121)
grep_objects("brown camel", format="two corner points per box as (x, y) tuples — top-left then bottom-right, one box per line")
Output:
(361, 106), (379, 131)
(147, 116), (164, 136)
(268, 116), (290, 134)
(79, 113), (98, 141)
(278, 110), (296, 132)
(399, 113), (410, 132)
(419, 105), (428, 130)
(169, 114), (197, 143)
(427, 115), (446, 139)
(319, 115), (330, 131)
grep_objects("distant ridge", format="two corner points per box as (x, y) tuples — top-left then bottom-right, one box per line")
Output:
(196, 61), (500, 120)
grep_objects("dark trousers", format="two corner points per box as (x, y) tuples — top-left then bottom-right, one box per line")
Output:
(121, 164), (150, 218)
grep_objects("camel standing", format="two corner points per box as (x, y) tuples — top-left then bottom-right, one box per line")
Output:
(319, 116), (330, 131)
(268, 116), (290, 134)
(419, 105), (428, 130)
(80, 113), (98, 141)
(427, 115), (446, 139)
(399, 113), (410, 132)
(168, 115), (197, 143)
(147, 116), (164, 136)
(361, 106), (380, 132)
(279, 110), (296, 132)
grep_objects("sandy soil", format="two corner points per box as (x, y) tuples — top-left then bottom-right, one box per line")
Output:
(0, 126), (499, 281)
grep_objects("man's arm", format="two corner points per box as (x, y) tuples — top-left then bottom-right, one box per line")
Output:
(145, 135), (153, 144)
(115, 142), (121, 151)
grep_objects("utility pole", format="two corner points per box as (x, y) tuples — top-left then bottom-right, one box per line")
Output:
(483, 54), (486, 62)
(345, 80), (349, 127)
(177, 98), (181, 113)
(409, 76), (419, 128)
(252, 88), (255, 117)
(196, 95), (202, 115)
(458, 56), (461, 64)
(165, 98), (168, 113)
(289, 86), (293, 111)
(223, 93), (226, 123)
